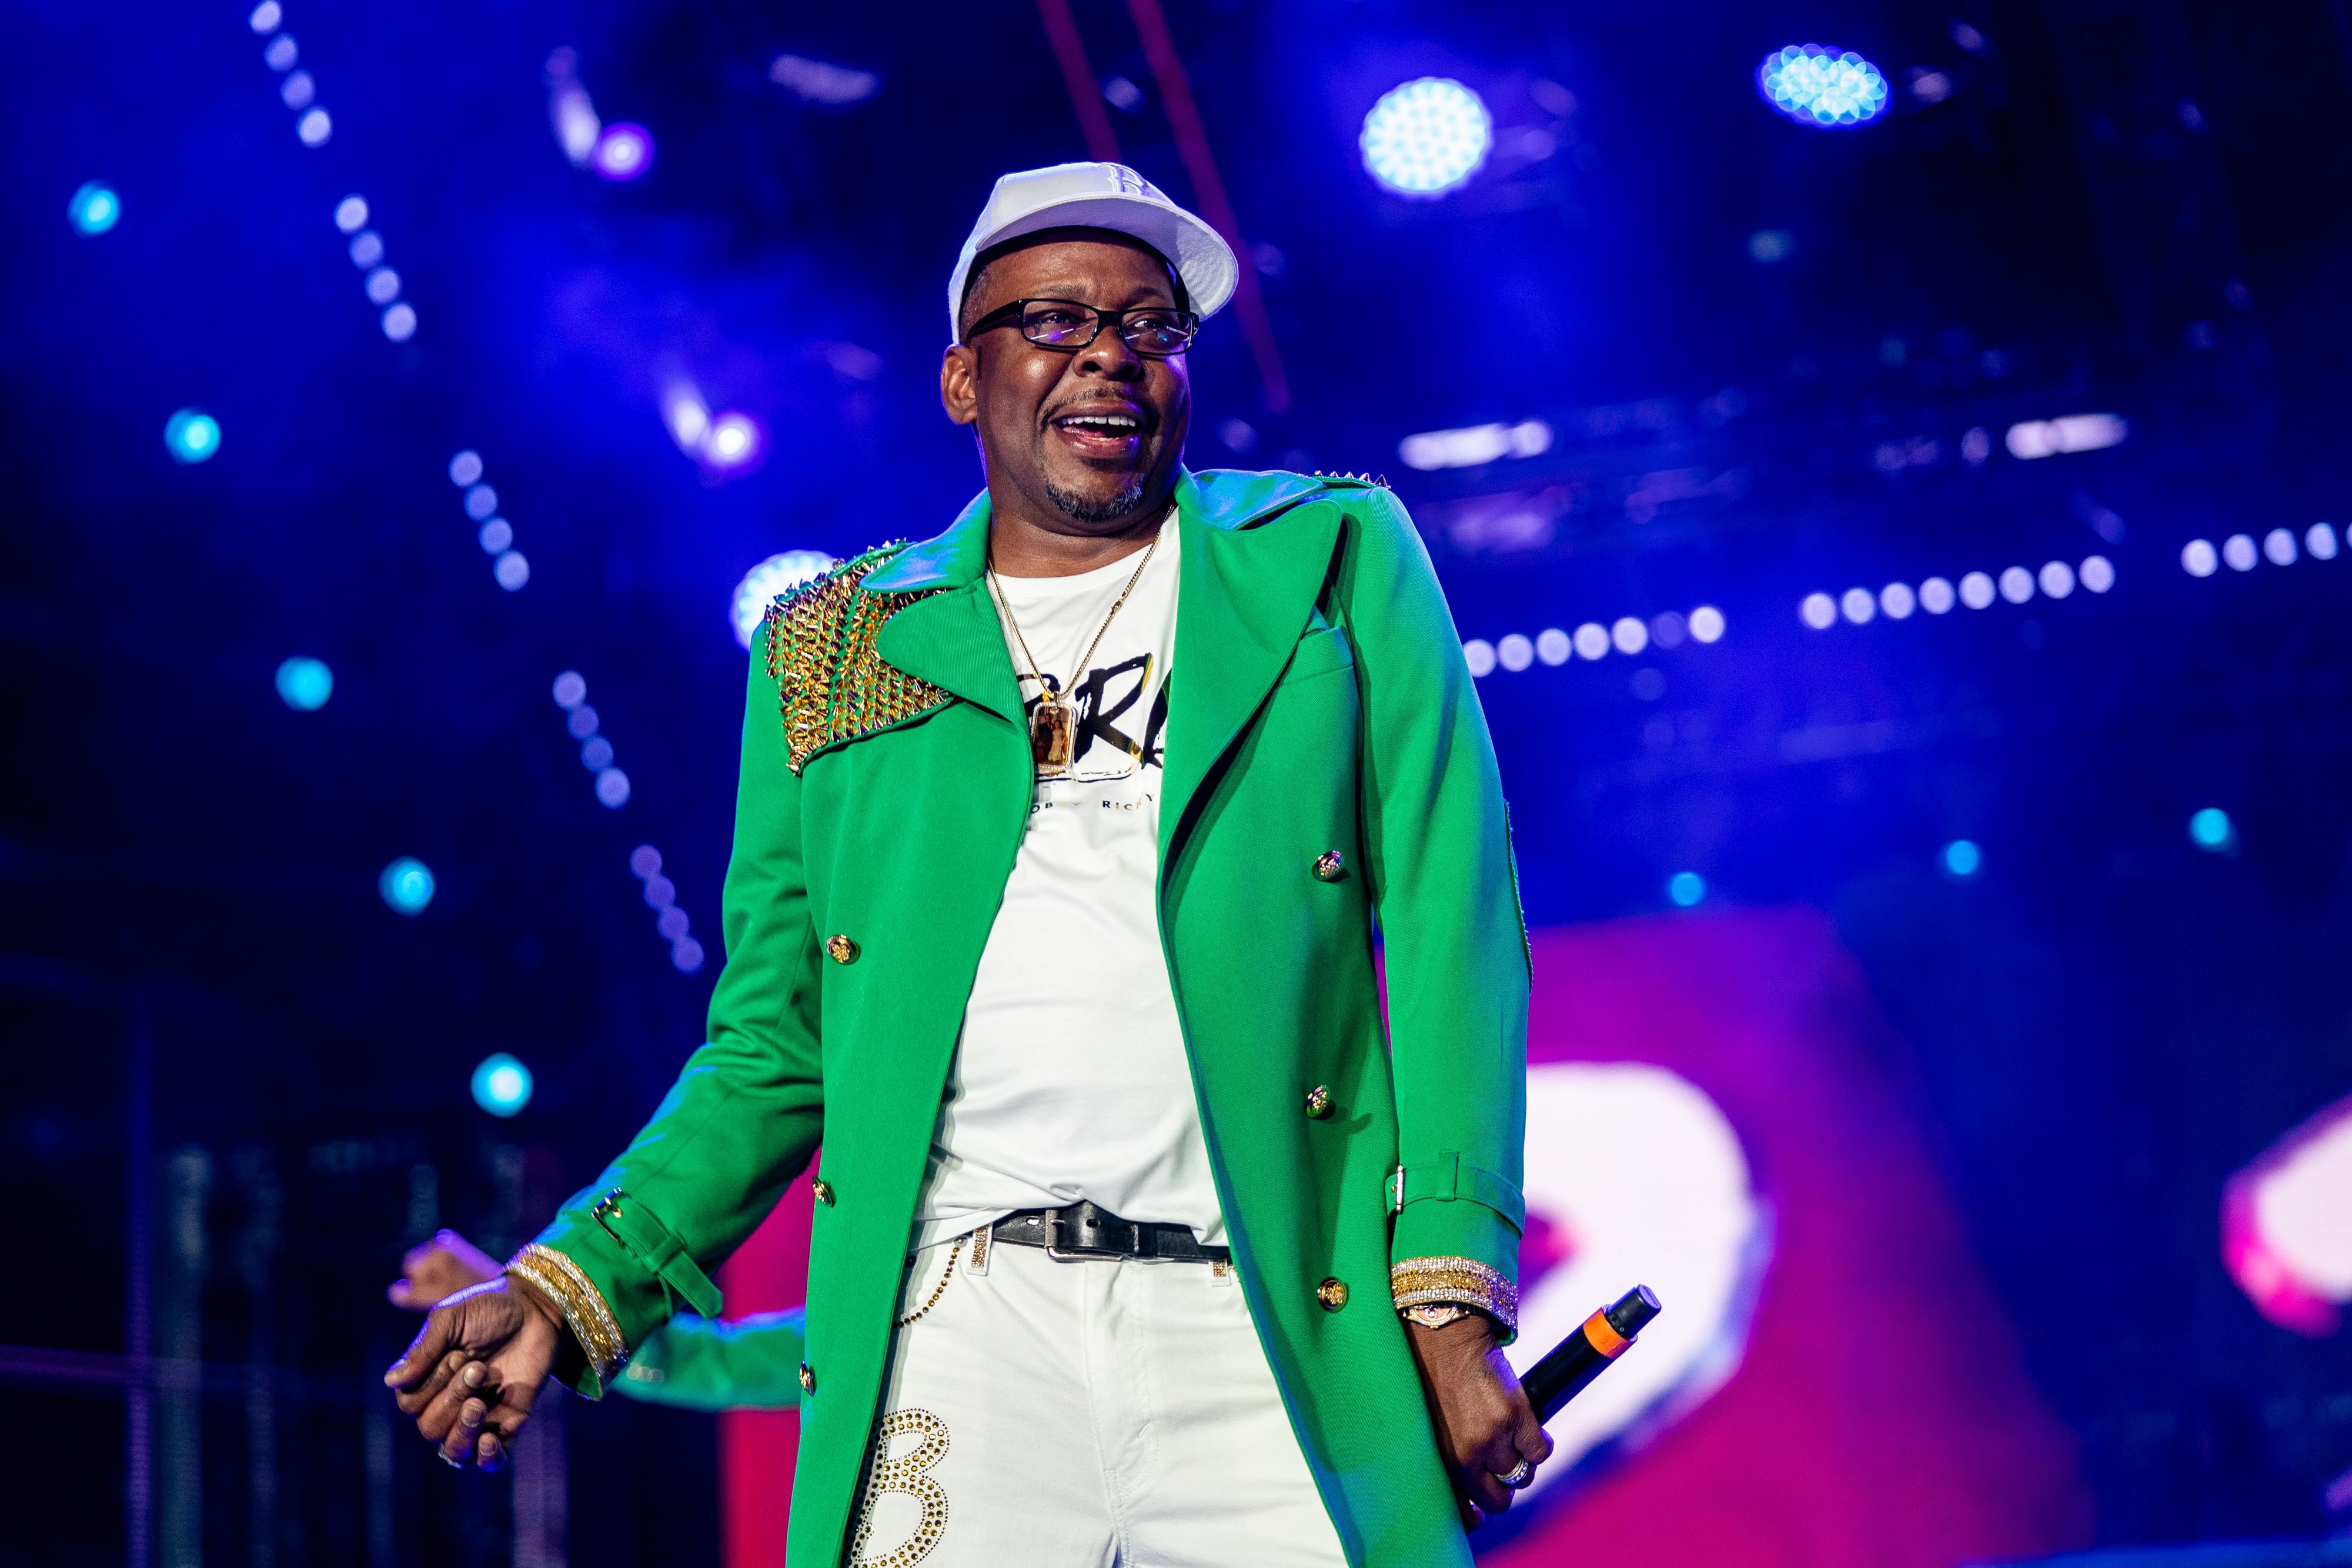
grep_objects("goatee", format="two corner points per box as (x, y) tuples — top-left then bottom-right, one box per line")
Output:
(1045, 476), (1147, 523)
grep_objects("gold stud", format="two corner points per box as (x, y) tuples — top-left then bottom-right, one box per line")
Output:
(1304, 1085), (1334, 1119)
(826, 933), (860, 964)
(812, 1178), (835, 1206)
(797, 1361), (815, 1394)
(1312, 850), (1346, 882)
(1317, 1277), (1349, 1311)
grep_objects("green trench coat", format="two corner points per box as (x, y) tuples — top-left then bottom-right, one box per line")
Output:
(530, 467), (1531, 1567)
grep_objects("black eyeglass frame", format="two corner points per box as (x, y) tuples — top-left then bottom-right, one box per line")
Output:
(963, 297), (1202, 357)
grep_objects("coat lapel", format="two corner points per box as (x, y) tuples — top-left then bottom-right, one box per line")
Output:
(1160, 476), (1344, 864)
(868, 492), (1024, 725)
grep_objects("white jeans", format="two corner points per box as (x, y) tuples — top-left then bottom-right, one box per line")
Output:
(848, 1229), (1349, 1568)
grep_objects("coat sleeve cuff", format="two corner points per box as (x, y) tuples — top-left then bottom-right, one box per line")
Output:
(506, 1242), (629, 1391)
(1391, 1256), (1521, 1344)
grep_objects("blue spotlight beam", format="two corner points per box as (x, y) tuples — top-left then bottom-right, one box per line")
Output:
(1759, 45), (1889, 128)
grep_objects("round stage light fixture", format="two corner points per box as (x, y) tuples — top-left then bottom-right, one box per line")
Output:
(494, 550), (530, 591)
(1573, 623), (1610, 660)
(1800, 593), (1836, 630)
(592, 123), (654, 181)
(1361, 78), (1493, 198)
(1496, 633), (1534, 671)
(1535, 628), (1571, 666)
(552, 670), (587, 709)
(1688, 606), (1726, 643)
(2307, 524), (2340, 561)
(471, 1053), (533, 1117)
(1462, 638), (1495, 677)
(2080, 556), (2116, 592)
(165, 409), (221, 464)
(1959, 571), (1995, 609)
(381, 303), (417, 342)
(249, 0), (280, 30)
(730, 549), (838, 648)
(379, 857), (435, 915)
(449, 449), (483, 487)
(68, 180), (121, 236)
(264, 35), (297, 71)
(275, 656), (333, 711)
(1668, 871), (1708, 908)
(2189, 807), (2234, 852)
(595, 767), (632, 808)
(1943, 839), (1982, 878)
(1758, 45), (1889, 128)
(296, 108), (332, 148)
(1919, 577), (1955, 614)
(334, 195), (368, 233)
(2223, 533), (2257, 571)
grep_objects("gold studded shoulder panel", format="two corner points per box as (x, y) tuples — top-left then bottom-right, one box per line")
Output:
(761, 544), (950, 775)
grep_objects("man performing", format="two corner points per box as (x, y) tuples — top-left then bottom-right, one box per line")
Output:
(389, 161), (1545, 1566)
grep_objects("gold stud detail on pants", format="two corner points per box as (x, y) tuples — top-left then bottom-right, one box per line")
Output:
(1312, 850), (1347, 882)
(798, 1360), (816, 1395)
(849, 1408), (952, 1567)
(1304, 1084), (1334, 1119)
(1317, 1277), (1349, 1311)
(826, 933), (860, 964)
(813, 1178), (835, 1206)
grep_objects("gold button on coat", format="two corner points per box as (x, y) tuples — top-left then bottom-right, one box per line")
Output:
(824, 933), (859, 964)
(797, 1361), (815, 1394)
(1312, 850), (1347, 882)
(1304, 1085), (1334, 1119)
(812, 1178), (834, 1206)
(1317, 1278), (1349, 1311)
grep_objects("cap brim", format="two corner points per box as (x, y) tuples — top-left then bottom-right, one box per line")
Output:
(948, 193), (1238, 341)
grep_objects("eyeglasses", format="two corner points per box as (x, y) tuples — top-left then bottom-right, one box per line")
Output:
(964, 297), (1201, 357)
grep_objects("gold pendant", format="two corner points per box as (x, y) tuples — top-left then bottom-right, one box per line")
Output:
(1030, 697), (1075, 776)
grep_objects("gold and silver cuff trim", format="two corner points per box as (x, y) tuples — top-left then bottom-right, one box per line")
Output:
(1391, 1255), (1520, 1340)
(506, 1242), (628, 1383)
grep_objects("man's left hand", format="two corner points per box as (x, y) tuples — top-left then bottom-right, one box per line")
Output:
(1404, 1313), (1553, 1525)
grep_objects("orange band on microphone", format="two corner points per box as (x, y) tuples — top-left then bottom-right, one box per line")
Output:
(1580, 1308), (1631, 1359)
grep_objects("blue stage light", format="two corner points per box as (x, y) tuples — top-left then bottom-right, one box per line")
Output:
(1758, 45), (1889, 128)
(165, 410), (221, 464)
(68, 181), (121, 236)
(731, 550), (839, 647)
(1361, 78), (1492, 198)
(592, 123), (654, 182)
(296, 108), (332, 148)
(2189, 808), (2234, 852)
(382, 303), (417, 342)
(379, 857), (435, 915)
(471, 1053), (533, 1117)
(334, 195), (368, 233)
(1668, 871), (1708, 908)
(1943, 839), (1982, 877)
(275, 656), (332, 711)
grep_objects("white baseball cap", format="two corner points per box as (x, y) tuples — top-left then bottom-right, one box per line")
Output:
(947, 161), (1239, 342)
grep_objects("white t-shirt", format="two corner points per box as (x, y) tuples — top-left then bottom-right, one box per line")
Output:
(914, 519), (1225, 1248)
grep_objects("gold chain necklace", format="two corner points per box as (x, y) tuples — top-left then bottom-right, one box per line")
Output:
(987, 526), (1164, 777)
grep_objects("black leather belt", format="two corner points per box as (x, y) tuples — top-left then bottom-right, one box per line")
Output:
(990, 1202), (1230, 1265)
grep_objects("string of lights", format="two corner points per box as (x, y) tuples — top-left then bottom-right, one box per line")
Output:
(1466, 606), (1726, 677)
(2180, 524), (2341, 576)
(1800, 556), (2114, 629)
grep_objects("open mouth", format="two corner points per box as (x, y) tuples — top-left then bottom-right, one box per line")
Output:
(1049, 405), (1152, 456)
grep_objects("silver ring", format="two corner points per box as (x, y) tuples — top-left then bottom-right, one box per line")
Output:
(1494, 1459), (1532, 1489)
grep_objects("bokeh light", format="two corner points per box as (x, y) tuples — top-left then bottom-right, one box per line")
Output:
(470, 1053), (534, 1118)
(1960, 571), (1995, 608)
(68, 180), (121, 236)
(365, 268), (401, 305)
(1668, 871), (1708, 908)
(1497, 633), (1535, 672)
(494, 550), (530, 591)
(1361, 78), (1493, 198)
(730, 550), (838, 648)
(381, 303), (417, 342)
(1573, 623), (1609, 659)
(465, 484), (499, 520)
(1758, 45), (1889, 128)
(265, 35), (298, 71)
(1688, 606), (1726, 643)
(1800, 592), (1837, 629)
(705, 412), (763, 470)
(296, 108), (332, 148)
(165, 409), (221, 464)
(592, 123), (654, 181)
(248, 1), (280, 31)
(553, 670), (587, 709)
(275, 656), (333, 711)
(1535, 627), (1571, 666)
(2307, 524), (2340, 561)
(1462, 638), (1495, 676)
(2189, 808), (2235, 852)
(1920, 577), (1956, 613)
(449, 449), (484, 487)
(479, 519), (513, 553)
(2223, 534), (2258, 571)
(1943, 839), (1982, 877)
(379, 857), (435, 916)
(333, 195), (368, 233)
(595, 767), (632, 808)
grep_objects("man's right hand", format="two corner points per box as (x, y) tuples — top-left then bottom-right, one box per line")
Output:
(385, 1276), (562, 1471)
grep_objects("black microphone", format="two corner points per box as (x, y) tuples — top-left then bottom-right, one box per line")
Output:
(1520, 1285), (1661, 1423)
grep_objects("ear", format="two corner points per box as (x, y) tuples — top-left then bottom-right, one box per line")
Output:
(940, 343), (980, 427)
